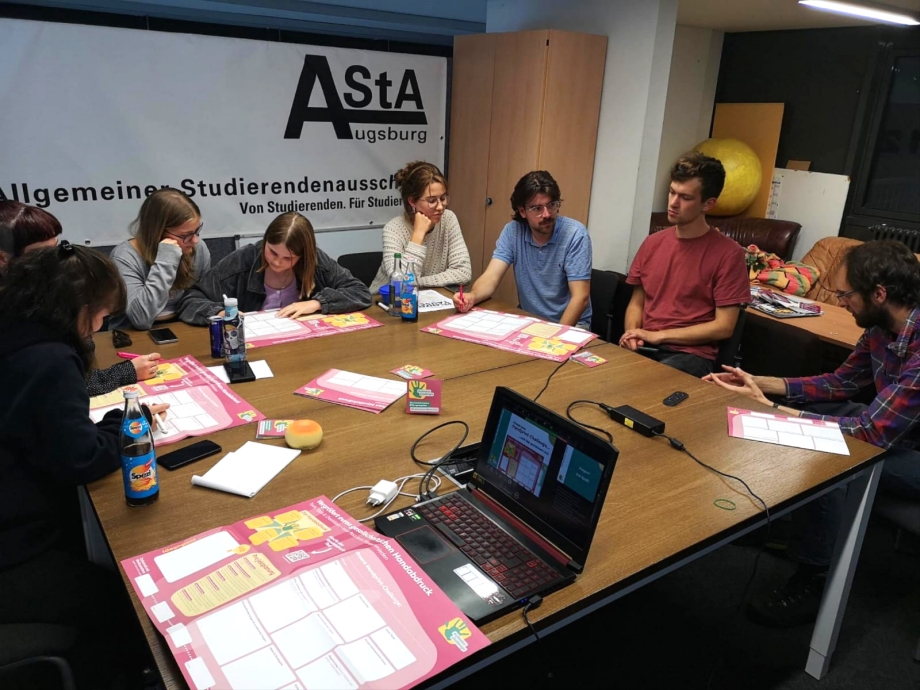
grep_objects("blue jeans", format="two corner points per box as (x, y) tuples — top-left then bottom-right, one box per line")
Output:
(786, 401), (920, 566)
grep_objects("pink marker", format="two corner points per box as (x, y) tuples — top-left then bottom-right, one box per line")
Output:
(117, 351), (142, 359)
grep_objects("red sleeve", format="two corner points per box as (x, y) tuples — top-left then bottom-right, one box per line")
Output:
(712, 242), (751, 307)
(626, 235), (652, 286)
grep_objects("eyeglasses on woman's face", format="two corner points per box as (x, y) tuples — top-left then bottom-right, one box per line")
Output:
(164, 222), (204, 245)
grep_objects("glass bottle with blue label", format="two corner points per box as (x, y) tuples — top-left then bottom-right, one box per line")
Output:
(401, 257), (419, 323)
(121, 390), (159, 506)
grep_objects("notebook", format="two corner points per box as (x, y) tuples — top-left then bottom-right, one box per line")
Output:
(190, 441), (301, 497)
(375, 387), (618, 623)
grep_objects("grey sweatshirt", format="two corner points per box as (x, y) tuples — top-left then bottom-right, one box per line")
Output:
(110, 240), (211, 330)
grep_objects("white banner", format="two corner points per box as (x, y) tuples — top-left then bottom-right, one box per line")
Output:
(0, 19), (447, 246)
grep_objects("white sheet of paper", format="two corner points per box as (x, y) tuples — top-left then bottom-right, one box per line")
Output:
(191, 442), (301, 497)
(207, 360), (273, 383)
(417, 289), (455, 312)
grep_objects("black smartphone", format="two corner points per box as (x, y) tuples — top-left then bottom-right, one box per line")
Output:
(158, 440), (221, 471)
(149, 327), (178, 345)
(224, 360), (256, 384)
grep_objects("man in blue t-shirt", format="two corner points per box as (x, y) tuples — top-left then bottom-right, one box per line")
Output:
(451, 171), (592, 328)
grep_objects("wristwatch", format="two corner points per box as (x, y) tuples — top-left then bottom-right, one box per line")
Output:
(772, 402), (780, 409)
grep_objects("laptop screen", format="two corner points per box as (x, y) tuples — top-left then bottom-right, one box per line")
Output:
(470, 387), (618, 568)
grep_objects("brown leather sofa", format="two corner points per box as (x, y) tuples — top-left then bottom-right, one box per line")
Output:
(649, 212), (802, 261)
(801, 236), (920, 306)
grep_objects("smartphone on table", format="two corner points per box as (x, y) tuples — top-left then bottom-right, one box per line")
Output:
(149, 327), (178, 345)
(158, 440), (222, 471)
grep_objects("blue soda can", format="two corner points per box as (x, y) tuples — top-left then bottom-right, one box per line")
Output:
(208, 315), (223, 358)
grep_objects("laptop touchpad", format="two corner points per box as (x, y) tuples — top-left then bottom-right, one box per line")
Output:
(397, 526), (455, 564)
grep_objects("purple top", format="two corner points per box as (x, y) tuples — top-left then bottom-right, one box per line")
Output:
(262, 281), (301, 311)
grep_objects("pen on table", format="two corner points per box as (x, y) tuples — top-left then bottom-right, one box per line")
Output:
(117, 351), (142, 359)
(375, 301), (389, 312)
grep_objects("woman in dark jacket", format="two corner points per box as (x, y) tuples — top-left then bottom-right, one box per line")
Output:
(178, 211), (371, 325)
(0, 242), (168, 687)
(0, 200), (163, 393)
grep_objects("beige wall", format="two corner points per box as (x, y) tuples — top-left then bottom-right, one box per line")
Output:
(486, 0), (679, 273)
(653, 25), (724, 215)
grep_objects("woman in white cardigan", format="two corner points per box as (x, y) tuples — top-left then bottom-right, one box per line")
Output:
(369, 161), (472, 293)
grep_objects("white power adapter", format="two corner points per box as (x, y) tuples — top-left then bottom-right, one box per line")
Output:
(367, 480), (399, 507)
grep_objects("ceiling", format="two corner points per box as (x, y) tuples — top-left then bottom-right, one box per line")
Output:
(3, 0), (919, 40)
(677, 0), (920, 32)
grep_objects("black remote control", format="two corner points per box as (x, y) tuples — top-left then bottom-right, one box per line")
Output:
(663, 391), (689, 407)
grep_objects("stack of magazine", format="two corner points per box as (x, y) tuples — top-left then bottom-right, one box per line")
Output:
(750, 286), (824, 318)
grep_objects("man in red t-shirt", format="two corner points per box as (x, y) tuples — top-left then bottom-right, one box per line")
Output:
(620, 152), (751, 377)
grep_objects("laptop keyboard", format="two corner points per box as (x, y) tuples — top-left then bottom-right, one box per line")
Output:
(418, 493), (559, 600)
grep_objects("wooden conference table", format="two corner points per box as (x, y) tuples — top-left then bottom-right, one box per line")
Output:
(87, 299), (884, 687)
(747, 293), (863, 350)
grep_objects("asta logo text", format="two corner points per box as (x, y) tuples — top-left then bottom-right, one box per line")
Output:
(285, 55), (428, 144)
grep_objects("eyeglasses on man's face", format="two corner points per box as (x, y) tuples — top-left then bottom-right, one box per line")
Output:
(419, 195), (450, 209)
(525, 200), (562, 216)
(833, 288), (858, 301)
(164, 222), (204, 244)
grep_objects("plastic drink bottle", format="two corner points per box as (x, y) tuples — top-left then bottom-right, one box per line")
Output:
(401, 257), (419, 323)
(388, 253), (404, 318)
(222, 295), (246, 362)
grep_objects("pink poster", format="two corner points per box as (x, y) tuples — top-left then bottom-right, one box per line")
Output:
(295, 369), (407, 414)
(421, 308), (597, 362)
(89, 355), (264, 446)
(244, 310), (383, 348)
(121, 497), (490, 690)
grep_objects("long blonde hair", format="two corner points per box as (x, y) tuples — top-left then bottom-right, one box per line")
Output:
(258, 212), (318, 298)
(130, 188), (201, 290)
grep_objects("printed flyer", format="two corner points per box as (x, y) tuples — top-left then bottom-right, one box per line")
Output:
(422, 308), (596, 362)
(122, 497), (490, 690)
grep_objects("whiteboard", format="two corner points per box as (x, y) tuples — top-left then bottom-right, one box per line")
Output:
(766, 169), (851, 261)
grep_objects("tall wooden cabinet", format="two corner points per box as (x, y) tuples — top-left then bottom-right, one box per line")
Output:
(448, 30), (607, 305)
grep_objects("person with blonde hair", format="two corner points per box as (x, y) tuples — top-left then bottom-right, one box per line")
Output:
(178, 211), (371, 324)
(369, 161), (471, 293)
(111, 188), (211, 330)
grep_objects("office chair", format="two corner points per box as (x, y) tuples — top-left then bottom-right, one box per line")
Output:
(338, 251), (383, 288)
(589, 269), (619, 341)
(714, 304), (748, 369)
(0, 624), (77, 690)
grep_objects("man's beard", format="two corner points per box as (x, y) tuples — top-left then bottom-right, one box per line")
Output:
(854, 301), (893, 331)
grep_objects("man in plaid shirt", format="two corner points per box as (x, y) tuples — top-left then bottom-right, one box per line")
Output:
(706, 240), (919, 627)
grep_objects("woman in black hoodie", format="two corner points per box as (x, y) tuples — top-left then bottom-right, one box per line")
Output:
(0, 242), (168, 688)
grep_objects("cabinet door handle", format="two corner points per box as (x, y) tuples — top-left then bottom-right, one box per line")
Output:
(485, 197), (493, 206)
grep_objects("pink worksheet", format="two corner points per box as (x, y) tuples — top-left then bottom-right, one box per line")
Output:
(89, 355), (264, 446)
(243, 310), (383, 348)
(121, 497), (490, 690)
(727, 407), (850, 455)
(421, 308), (597, 362)
(295, 369), (407, 414)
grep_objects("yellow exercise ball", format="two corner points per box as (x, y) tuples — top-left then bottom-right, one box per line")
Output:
(693, 138), (762, 216)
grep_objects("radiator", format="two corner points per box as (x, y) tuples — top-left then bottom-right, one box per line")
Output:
(870, 224), (920, 252)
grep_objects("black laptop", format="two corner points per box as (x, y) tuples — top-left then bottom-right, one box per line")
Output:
(375, 387), (618, 624)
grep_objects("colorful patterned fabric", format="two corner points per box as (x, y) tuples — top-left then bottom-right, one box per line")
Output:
(744, 244), (820, 296)
(784, 307), (920, 451)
